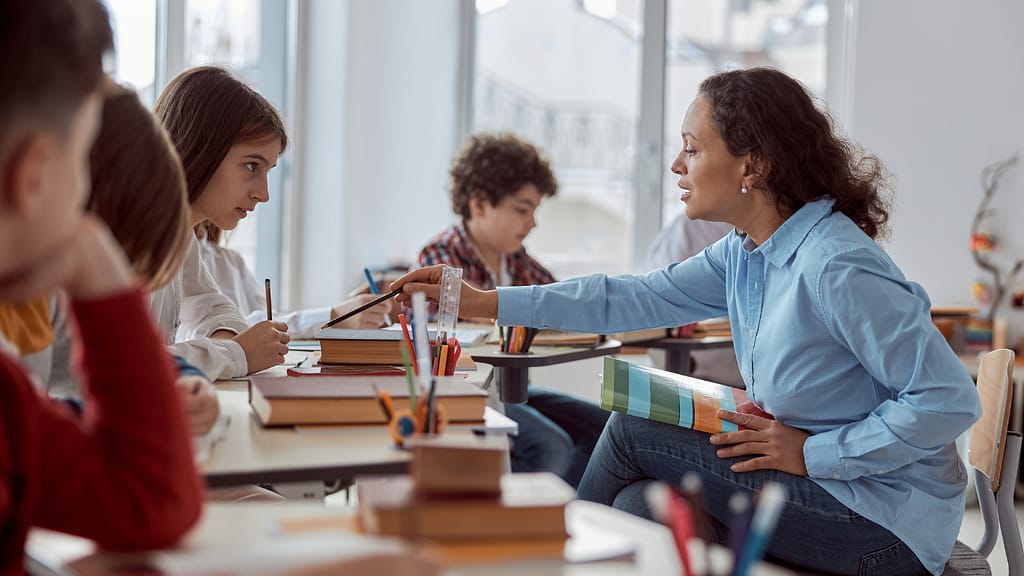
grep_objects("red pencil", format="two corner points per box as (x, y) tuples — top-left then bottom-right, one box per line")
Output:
(645, 482), (696, 576)
(397, 313), (418, 376)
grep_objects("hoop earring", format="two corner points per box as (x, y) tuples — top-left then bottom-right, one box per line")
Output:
(740, 185), (748, 194)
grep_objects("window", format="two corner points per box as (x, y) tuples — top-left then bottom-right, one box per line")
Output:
(473, 0), (644, 278)
(471, 0), (832, 275)
(661, 0), (828, 226)
(104, 0), (292, 299)
(183, 0), (267, 280)
(104, 0), (159, 103)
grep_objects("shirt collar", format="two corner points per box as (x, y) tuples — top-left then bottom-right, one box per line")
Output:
(750, 198), (834, 268)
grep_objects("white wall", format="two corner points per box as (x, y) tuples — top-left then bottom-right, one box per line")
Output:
(848, 0), (1024, 340)
(292, 0), (463, 310)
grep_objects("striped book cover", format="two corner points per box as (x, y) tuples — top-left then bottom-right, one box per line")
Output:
(601, 356), (768, 433)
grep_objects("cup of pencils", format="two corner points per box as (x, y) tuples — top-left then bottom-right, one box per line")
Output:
(499, 325), (539, 354)
(494, 326), (539, 404)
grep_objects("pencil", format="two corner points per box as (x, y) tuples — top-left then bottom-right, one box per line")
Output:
(363, 267), (393, 327)
(264, 278), (273, 321)
(321, 287), (403, 329)
(363, 267), (380, 295)
(372, 383), (395, 420)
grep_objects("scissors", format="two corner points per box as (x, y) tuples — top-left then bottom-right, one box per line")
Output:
(445, 337), (462, 376)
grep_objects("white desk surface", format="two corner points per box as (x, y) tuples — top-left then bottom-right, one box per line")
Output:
(26, 500), (793, 576)
(201, 356), (501, 487)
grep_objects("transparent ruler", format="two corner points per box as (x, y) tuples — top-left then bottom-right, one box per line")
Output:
(436, 266), (463, 344)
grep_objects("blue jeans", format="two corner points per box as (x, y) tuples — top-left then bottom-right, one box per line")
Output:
(505, 387), (610, 489)
(577, 413), (929, 576)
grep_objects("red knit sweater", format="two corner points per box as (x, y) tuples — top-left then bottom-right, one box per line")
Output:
(0, 289), (202, 574)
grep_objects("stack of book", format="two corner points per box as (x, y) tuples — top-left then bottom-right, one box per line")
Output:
(357, 473), (572, 541)
(317, 328), (407, 365)
(317, 327), (490, 365)
(358, 438), (573, 548)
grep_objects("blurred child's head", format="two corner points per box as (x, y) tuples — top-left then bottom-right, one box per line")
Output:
(88, 88), (190, 291)
(0, 0), (112, 279)
(450, 133), (556, 255)
(154, 66), (287, 234)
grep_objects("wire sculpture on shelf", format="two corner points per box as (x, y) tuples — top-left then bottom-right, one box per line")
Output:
(970, 153), (1021, 324)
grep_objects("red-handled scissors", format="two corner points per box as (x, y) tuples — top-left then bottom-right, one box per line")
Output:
(445, 337), (462, 376)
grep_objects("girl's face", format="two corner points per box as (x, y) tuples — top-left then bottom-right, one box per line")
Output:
(192, 136), (281, 229)
(670, 96), (749, 224)
(469, 184), (542, 256)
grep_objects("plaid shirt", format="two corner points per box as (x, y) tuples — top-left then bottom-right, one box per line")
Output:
(416, 223), (555, 318)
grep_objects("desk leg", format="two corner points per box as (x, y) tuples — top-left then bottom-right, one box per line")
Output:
(665, 348), (692, 375)
(495, 366), (530, 404)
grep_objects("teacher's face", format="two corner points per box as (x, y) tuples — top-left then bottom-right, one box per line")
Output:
(669, 96), (749, 225)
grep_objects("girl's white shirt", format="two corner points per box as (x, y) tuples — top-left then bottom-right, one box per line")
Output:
(149, 234), (249, 380)
(197, 238), (330, 339)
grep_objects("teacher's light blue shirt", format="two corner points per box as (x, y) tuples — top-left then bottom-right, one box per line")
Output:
(498, 199), (981, 574)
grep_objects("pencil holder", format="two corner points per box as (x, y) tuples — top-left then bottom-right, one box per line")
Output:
(495, 365), (530, 404)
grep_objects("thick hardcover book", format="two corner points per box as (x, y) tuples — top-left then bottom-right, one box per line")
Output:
(316, 328), (407, 365)
(357, 472), (573, 541)
(249, 374), (487, 426)
(601, 356), (770, 433)
(316, 327), (489, 365)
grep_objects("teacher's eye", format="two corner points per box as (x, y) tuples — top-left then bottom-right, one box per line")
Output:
(245, 162), (258, 173)
(684, 148), (697, 156)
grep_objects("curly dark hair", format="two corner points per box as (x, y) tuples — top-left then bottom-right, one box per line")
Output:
(450, 133), (557, 220)
(699, 68), (891, 240)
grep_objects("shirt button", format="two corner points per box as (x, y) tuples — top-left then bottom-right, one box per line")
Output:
(833, 473), (841, 479)
(748, 328), (755, 337)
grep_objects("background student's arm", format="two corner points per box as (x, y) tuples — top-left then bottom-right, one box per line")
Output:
(802, 249), (982, 481)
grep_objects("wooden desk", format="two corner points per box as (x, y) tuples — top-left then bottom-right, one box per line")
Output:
(201, 360), (501, 489)
(628, 336), (733, 375)
(26, 500), (793, 576)
(200, 386), (410, 488)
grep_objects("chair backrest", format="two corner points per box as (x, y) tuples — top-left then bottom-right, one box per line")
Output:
(968, 348), (1015, 492)
(966, 344), (1015, 487)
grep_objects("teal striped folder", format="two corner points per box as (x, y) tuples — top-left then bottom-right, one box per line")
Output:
(601, 356), (765, 434)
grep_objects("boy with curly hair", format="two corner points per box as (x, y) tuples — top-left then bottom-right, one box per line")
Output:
(418, 133), (609, 488)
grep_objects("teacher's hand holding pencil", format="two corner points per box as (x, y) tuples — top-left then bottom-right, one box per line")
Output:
(389, 264), (498, 319)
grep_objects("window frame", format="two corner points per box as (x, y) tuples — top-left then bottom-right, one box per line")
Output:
(461, 0), (851, 274)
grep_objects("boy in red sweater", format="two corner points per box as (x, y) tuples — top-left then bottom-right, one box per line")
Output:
(0, 1), (202, 572)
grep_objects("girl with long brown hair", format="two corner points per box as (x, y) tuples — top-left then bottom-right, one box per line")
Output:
(150, 66), (291, 380)
(156, 66), (388, 341)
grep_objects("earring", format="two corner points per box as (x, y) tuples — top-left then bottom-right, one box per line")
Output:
(740, 185), (748, 194)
